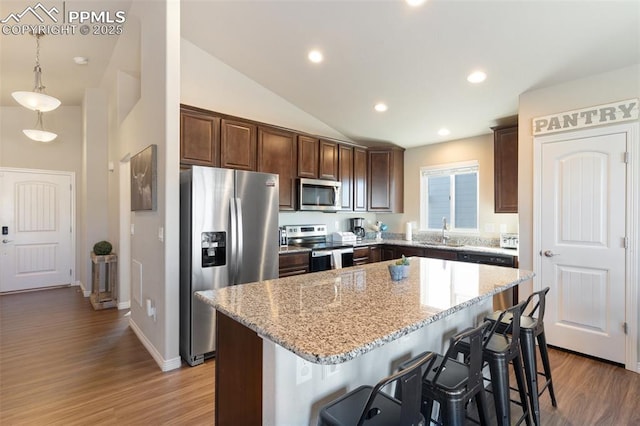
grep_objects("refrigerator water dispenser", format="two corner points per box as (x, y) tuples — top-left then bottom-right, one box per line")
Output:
(201, 232), (226, 267)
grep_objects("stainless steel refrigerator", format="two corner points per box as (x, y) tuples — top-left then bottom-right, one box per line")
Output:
(180, 166), (279, 366)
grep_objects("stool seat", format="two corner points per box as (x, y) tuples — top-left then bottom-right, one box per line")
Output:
(397, 321), (491, 426)
(319, 352), (434, 426)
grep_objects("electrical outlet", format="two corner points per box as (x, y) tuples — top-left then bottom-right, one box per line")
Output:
(296, 357), (312, 385)
(323, 364), (340, 379)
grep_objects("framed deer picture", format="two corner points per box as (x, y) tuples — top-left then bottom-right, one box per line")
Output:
(130, 144), (157, 211)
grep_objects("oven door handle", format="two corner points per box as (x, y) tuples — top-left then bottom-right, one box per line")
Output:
(312, 250), (333, 258)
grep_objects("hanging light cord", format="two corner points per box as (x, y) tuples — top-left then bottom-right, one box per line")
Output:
(33, 33), (46, 94)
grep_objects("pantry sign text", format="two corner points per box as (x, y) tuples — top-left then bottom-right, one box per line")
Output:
(533, 99), (638, 136)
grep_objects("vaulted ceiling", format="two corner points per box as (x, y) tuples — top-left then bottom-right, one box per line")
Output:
(2, 1), (639, 148)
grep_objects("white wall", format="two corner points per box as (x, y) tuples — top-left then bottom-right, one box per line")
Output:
(0, 105), (84, 285)
(518, 64), (640, 358)
(81, 90), (109, 293)
(382, 133), (518, 238)
(181, 38), (350, 141)
(100, 0), (181, 371)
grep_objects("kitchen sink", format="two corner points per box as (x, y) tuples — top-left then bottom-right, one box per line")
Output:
(420, 242), (465, 248)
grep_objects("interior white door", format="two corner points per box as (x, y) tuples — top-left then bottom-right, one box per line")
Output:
(0, 169), (73, 292)
(540, 130), (626, 363)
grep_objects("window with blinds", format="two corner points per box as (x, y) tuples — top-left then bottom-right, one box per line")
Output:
(420, 161), (479, 231)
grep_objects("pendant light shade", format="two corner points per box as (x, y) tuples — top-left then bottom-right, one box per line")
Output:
(23, 129), (58, 143)
(23, 111), (58, 143)
(12, 90), (61, 112)
(12, 33), (61, 112)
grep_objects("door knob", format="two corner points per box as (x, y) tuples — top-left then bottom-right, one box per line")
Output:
(543, 250), (557, 257)
(2, 239), (13, 243)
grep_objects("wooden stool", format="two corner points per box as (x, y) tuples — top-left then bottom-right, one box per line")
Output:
(90, 252), (118, 310)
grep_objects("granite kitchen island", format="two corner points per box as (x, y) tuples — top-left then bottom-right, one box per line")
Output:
(197, 257), (534, 426)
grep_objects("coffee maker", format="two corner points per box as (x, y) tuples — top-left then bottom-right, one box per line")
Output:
(350, 217), (366, 241)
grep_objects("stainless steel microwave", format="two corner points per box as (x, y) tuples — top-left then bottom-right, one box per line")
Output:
(298, 178), (341, 211)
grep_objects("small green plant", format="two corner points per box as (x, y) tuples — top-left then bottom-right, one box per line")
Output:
(93, 241), (113, 255)
(395, 255), (410, 266)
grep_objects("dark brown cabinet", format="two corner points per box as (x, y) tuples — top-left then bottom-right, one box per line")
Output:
(257, 126), (297, 210)
(319, 140), (338, 181)
(369, 245), (381, 263)
(368, 147), (404, 213)
(278, 252), (310, 278)
(395, 246), (425, 258)
(493, 125), (518, 213)
(221, 118), (257, 171)
(353, 246), (370, 266)
(381, 246), (397, 261)
(424, 248), (458, 261)
(338, 145), (353, 210)
(297, 135), (318, 178)
(180, 105), (220, 167)
(353, 147), (368, 212)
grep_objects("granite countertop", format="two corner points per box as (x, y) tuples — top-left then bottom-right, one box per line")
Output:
(279, 239), (518, 257)
(197, 258), (533, 364)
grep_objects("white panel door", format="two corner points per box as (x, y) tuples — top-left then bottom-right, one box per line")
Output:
(0, 170), (73, 292)
(540, 131), (626, 363)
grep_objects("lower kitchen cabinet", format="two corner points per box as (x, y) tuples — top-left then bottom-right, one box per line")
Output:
(278, 252), (310, 278)
(424, 248), (459, 261)
(395, 246), (425, 258)
(369, 245), (381, 263)
(353, 246), (370, 266)
(381, 246), (397, 261)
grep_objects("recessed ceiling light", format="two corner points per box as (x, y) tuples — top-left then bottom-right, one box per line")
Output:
(73, 56), (89, 65)
(308, 50), (323, 63)
(467, 70), (487, 83)
(438, 128), (450, 136)
(374, 103), (388, 112)
(406, 0), (427, 6)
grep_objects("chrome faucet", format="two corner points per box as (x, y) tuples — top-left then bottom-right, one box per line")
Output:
(442, 217), (449, 244)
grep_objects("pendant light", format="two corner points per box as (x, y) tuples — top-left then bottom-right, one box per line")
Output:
(12, 33), (61, 112)
(23, 111), (57, 143)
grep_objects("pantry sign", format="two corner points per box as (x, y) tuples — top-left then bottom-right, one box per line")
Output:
(533, 98), (639, 136)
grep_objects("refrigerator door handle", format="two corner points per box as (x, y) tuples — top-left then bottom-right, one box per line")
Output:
(229, 198), (238, 285)
(235, 197), (244, 283)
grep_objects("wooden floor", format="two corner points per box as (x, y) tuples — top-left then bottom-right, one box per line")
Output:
(1, 287), (639, 425)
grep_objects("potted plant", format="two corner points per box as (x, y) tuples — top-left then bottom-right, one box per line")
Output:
(388, 255), (410, 281)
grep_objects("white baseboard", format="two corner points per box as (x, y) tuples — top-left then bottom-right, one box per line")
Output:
(76, 280), (91, 297)
(118, 300), (131, 310)
(129, 318), (182, 372)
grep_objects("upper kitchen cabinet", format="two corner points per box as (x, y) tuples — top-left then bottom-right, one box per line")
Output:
(493, 125), (518, 213)
(368, 147), (404, 213)
(319, 140), (339, 181)
(297, 135), (319, 178)
(353, 147), (368, 212)
(221, 118), (257, 171)
(257, 126), (297, 210)
(180, 105), (220, 167)
(338, 144), (353, 210)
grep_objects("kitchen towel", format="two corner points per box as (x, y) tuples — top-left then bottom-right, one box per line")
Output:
(405, 222), (412, 241)
(331, 251), (342, 269)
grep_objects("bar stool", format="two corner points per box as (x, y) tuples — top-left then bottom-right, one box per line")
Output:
(457, 301), (532, 426)
(484, 287), (557, 426)
(396, 321), (491, 426)
(318, 351), (435, 426)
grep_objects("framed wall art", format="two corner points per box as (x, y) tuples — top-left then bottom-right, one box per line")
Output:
(130, 144), (157, 211)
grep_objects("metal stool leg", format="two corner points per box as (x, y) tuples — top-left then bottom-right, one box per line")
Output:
(512, 355), (533, 426)
(488, 357), (511, 426)
(520, 331), (541, 425)
(537, 331), (557, 407)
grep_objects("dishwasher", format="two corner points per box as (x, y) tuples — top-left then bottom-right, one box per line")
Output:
(457, 251), (518, 310)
